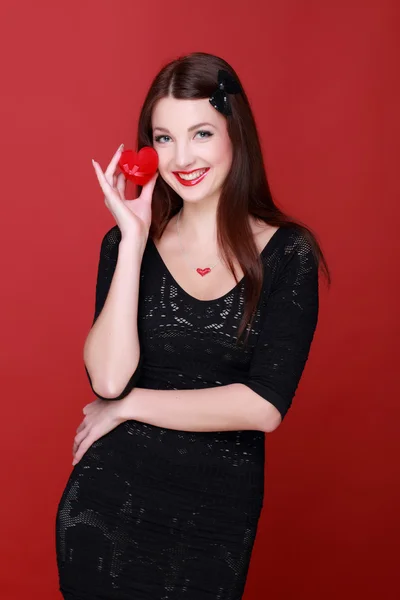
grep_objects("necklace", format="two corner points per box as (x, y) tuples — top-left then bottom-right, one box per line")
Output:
(176, 209), (221, 277)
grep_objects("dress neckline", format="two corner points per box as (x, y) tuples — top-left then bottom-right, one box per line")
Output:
(148, 226), (284, 305)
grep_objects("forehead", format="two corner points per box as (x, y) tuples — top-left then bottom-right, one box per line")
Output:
(152, 96), (222, 130)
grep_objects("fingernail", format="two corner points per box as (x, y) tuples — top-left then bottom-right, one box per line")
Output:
(119, 144), (124, 151)
(91, 159), (96, 166)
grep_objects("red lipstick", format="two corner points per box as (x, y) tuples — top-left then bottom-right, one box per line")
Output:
(172, 167), (210, 187)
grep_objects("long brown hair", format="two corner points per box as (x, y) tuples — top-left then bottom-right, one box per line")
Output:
(136, 52), (331, 343)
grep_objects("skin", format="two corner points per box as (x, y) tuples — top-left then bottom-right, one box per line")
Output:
(73, 97), (262, 465)
(151, 96), (233, 248)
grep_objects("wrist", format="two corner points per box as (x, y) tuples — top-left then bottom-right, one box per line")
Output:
(118, 388), (138, 422)
(119, 235), (147, 256)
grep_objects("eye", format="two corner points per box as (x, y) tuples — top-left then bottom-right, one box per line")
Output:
(153, 130), (214, 144)
(154, 134), (171, 144)
(195, 130), (213, 139)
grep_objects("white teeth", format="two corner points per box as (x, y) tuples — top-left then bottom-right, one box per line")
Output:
(177, 168), (207, 180)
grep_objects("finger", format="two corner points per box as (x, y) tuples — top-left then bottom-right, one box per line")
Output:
(139, 171), (159, 204)
(73, 437), (92, 465)
(76, 421), (85, 433)
(104, 144), (124, 185)
(92, 160), (115, 198)
(74, 429), (87, 448)
(116, 172), (126, 199)
(72, 435), (81, 455)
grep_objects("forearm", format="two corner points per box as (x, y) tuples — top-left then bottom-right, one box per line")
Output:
(83, 237), (144, 397)
(119, 383), (282, 433)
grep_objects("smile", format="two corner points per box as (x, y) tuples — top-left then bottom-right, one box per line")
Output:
(173, 168), (210, 187)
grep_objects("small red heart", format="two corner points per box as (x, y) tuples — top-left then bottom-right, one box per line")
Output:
(118, 147), (159, 185)
(196, 268), (211, 277)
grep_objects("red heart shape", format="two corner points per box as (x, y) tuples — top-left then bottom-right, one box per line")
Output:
(196, 268), (211, 277)
(118, 147), (159, 185)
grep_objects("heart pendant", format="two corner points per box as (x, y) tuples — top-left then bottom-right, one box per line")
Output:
(118, 147), (159, 185)
(196, 267), (211, 277)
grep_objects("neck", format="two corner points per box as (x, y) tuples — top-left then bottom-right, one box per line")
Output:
(177, 203), (218, 246)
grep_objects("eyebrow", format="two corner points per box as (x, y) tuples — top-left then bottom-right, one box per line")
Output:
(153, 122), (216, 133)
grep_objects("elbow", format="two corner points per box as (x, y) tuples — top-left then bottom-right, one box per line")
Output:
(242, 384), (283, 433)
(93, 381), (124, 399)
(86, 371), (133, 399)
(255, 394), (283, 433)
(84, 366), (121, 399)
(84, 356), (143, 401)
(263, 408), (282, 433)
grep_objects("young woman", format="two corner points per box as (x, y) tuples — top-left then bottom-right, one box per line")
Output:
(56, 51), (330, 599)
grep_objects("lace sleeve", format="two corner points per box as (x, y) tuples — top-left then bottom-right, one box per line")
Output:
(84, 226), (143, 401)
(244, 232), (320, 421)
(91, 226), (121, 325)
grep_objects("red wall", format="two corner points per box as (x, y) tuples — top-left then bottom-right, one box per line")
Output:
(1, 0), (398, 597)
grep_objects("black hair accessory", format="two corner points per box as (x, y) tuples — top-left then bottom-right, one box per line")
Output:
(209, 69), (242, 116)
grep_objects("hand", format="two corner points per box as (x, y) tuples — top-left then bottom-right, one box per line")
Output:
(92, 144), (159, 243)
(72, 398), (125, 466)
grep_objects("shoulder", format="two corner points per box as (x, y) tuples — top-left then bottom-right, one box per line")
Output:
(275, 227), (320, 297)
(99, 225), (121, 258)
(93, 226), (122, 270)
(266, 224), (317, 262)
(101, 224), (121, 246)
(251, 219), (313, 254)
(280, 226), (318, 272)
(259, 224), (319, 290)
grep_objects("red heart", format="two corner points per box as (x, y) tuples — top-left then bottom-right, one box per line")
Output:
(196, 268), (211, 277)
(118, 147), (159, 185)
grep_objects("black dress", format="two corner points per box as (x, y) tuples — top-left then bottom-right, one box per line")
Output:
(55, 224), (319, 599)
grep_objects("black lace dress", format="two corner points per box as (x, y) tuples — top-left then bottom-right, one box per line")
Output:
(55, 224), (319, 600)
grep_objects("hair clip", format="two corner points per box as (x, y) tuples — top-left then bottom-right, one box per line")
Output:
(209, 69), (242, 116)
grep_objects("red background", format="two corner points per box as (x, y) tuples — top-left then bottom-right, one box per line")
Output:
(1, 0), (398, 597)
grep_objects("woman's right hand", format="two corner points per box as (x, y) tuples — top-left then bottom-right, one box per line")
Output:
(92, 144), (159, 245)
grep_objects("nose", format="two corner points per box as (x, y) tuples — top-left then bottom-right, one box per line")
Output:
(174, 140), (196, 170)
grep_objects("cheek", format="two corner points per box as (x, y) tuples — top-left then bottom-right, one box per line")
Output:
(156, 153), (170, 175)
(213, 138), (232, 170)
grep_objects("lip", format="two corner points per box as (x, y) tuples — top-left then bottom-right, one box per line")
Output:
(172, 167), (210, 187)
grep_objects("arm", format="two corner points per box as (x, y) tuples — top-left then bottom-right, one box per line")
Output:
(83, 226), (145, 399)
(243, 230), (320, 422)
(118, 383), (281, 433)
(117, 231), (319, 432)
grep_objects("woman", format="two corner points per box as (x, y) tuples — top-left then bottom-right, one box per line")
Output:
(56, 51), (330, 599)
